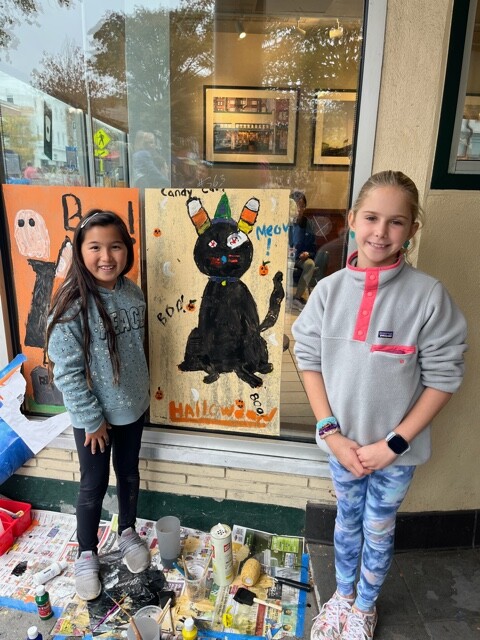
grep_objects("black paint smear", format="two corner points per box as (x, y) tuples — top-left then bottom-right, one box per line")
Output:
(11, 561), (28, 576)
(25, 259), (56, 348)
(87, 549), (165, 636)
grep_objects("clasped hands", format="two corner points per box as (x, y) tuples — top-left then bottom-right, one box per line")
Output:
(327, 433), (398, 478)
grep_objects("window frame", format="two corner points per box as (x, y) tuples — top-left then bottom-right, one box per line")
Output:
(0, 0), (387, 475)
(431, 0), (480, 189)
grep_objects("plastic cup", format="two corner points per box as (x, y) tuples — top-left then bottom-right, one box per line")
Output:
(155, 515), (181, 568)
(184, 560), (207, 602)
(127, 616), (160, 640)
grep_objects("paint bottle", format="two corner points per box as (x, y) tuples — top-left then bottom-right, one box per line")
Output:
(35, 584), (53, 620)
(210, 523), (234, 586)
(181, 617), (198, 640)
(27, 626), (43, 640)
(33, 560), (68, 585)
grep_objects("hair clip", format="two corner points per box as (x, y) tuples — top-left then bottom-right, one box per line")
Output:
(80, 211), (102, 229)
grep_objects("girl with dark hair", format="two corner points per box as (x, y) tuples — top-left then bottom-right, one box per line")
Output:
(47, 210), (150, 601)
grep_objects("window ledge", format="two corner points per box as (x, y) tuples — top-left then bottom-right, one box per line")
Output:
(48, 426), (330, 478)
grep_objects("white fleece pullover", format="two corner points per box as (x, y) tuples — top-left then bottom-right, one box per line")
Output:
(292, 253), (467, 465)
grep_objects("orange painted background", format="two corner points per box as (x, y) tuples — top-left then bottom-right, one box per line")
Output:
(2, 185), (140, 413)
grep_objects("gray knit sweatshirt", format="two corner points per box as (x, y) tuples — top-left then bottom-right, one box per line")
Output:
(292, 253), (467, 465)
(47, 277), (149, 433)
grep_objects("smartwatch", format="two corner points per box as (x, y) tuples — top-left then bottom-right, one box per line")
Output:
(385, 431), (410, 455)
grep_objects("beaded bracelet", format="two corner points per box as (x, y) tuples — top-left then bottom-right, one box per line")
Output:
(316, 416), (341, 439)
(320, 426), (341, 439)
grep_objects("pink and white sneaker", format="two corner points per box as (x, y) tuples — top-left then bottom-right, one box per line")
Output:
(310, 591), (354, 640)
(340, 606), (378, 639)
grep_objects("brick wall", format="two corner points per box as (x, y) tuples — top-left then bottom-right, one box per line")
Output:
(18, 447), (336, 510)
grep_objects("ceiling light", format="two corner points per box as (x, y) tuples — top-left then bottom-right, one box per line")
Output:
(329, 19), (344, 39)
(236, 20), (246, 39)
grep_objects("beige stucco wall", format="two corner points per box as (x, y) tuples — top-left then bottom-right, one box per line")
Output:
(374, 0), (479, 511)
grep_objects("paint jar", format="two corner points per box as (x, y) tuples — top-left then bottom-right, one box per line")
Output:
(27, 626), (43, 640)
(181, 617), (198, 640)
(126, 616), (160, 640)
(35, 584), (53, 620)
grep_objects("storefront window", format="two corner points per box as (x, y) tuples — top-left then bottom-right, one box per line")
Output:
(0, 0), (365, 442)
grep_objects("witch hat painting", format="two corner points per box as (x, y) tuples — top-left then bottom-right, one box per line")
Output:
(178, 193), (284, 388)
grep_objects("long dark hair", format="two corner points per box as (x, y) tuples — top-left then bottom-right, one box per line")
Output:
(47, 209), (135, 387)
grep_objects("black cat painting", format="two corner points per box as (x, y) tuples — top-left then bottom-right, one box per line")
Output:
(178, 193), (284, 388)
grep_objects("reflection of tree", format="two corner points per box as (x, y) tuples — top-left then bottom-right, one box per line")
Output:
(28, 1), (214, 133)
(0, 0), (74, 53)
(33, 41), (98, 111)
(2, 112), (38, 165)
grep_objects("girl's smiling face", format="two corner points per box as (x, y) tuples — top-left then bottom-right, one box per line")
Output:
(348, 186), (419, 269)
(81, 224), (128, 289)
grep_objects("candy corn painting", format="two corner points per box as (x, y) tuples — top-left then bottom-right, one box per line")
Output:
(146, 189), (289, 435)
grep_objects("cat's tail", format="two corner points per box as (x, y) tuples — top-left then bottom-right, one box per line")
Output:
(259, 271), (285, 332)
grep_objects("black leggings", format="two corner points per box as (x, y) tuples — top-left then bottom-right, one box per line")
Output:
(73, 415), (144, 554)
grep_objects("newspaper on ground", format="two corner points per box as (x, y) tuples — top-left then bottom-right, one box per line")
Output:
(0, 512), (309, 639)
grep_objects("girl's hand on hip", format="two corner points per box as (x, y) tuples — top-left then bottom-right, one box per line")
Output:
(326, 434), (371, 478)
(356, 441), (397, 471)
(84, 421), (111, 454)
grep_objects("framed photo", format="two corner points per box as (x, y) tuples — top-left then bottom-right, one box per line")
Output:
(312, 90), (356, 166)
(204, 86), (299, 165)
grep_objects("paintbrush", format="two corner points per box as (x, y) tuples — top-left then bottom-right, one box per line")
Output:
(181, 552), (191, 579)
(91, 594), (127, 631)
(105, 593), (143, 640)
(271, 575), (312, 592)
(233, 587), (282, 612)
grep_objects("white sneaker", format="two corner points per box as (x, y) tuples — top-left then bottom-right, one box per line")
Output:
(340, 606), (377, 640)
(74, 550), (101, 601)
(118, 527), (150, 573)
(311, 591), (354, 640)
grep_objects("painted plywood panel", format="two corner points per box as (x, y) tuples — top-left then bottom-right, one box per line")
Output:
(2, 185), (140, 414)
(146, 188), (289, 435)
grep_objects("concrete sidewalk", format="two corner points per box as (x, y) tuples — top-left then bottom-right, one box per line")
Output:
(308, 543), (480, 639)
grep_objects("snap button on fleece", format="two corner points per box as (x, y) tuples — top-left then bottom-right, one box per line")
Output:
(369, 274), (376, 281)
(367, 291), (373, 297)
(357, 330), (364, 336)
(362, 309), (368, 316)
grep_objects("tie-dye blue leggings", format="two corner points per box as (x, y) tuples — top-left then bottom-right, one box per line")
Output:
(329, 456), (415, 612)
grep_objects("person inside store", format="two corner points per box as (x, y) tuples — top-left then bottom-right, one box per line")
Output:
(289, 190), (325, 311)
(132, 130), (168, 188)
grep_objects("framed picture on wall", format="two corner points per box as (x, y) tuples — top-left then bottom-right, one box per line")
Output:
(312, 90), (356, 166)
(204, 86), (300, 165)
